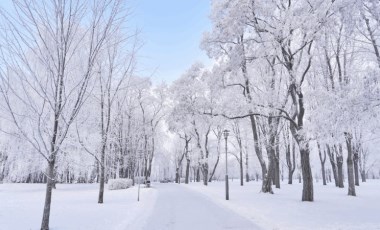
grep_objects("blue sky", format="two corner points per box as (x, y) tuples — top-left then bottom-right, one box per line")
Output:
(0, 0), (212, 83)
(130, 0), (212, 83)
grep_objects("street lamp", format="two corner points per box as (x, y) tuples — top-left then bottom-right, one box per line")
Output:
(223, 129), (230, 200)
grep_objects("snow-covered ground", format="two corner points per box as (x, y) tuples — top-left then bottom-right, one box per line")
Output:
(141, 183), (259, 230)
(1, 181), (379, 230)
(0, 183), (157, 230)
(184, 180), (380, 230)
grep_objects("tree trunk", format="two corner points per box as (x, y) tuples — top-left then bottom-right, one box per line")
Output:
(300, 144), (313, 201)
(233, 121), (244, 186)
(240, 38), (269, 192)
(318, 143), (327, 186)
(98, 143), (106, 203)
(192, 167), (196, 182)
(288, 168), (293, 184)
(361, 170), (366, 182)
(328, 169), (332, 183)
(146, 154), (153, 181)
(202, 163), (208, 186)
(321, 164), (326, 185)
(274, 144), (280, 188)
(263, 154), (275, 193)
(249, 115), (271, 193)
(196, 167), (200, 182)
(175, 168), (180, 183)
(266, 117), (280, 189)
(326, 145), (339, 187)
(185, 159), (190, 184)
(345, 133), (356, 196)
(353, 151), (359, 186)
(286, 142), (296, 184)
(337, 157), (344, 188)
(239, 154), (244, 186)
(336, 151), (344, 188)
(264, 127), (277, 190)
(298, 173), (301, 183)
(193, 124), (210, 186)
(245, 151), (249, 182)
(175, 149), (186, 184)
(270, 160), (275, 186)
(209, 156), (220, 182)
(40, 161), (55, 230)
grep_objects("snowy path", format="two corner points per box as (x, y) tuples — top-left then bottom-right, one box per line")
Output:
(141, 183), (260, 230)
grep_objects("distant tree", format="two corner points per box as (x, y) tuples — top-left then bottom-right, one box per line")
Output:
(231, 120), (245, 186)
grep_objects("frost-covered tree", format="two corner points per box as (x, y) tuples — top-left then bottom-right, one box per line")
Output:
(0, 0), (128, 228)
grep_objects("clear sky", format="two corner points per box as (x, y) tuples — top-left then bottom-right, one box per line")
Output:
(130, 0), (212, 83)
(0, 0), (212, 83)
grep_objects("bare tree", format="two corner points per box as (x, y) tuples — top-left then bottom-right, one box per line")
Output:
(139, 85), (166, 181)
(96, 31), (137, 204)
(76, 24), (138, 204)
(0, 0), (127, 229)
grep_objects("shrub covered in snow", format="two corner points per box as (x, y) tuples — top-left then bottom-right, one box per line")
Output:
(134, 176), (145, 184)
(108, 179), (133, 190)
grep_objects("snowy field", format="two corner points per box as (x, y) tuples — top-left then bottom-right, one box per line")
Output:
(1, 181), (380, 230)
(0, 183), (157, 230)
(185, 180), (380, 230)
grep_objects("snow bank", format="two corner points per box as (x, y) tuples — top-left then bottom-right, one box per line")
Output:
(108, 179), (133, 190)
(183, 180), (380, 230)
(0, 183), (157, 230)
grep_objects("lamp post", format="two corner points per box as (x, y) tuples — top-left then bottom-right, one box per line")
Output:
(223, 129), (230, 200)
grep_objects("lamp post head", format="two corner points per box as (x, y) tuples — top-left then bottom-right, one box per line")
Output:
(223, 129), (230, 139)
